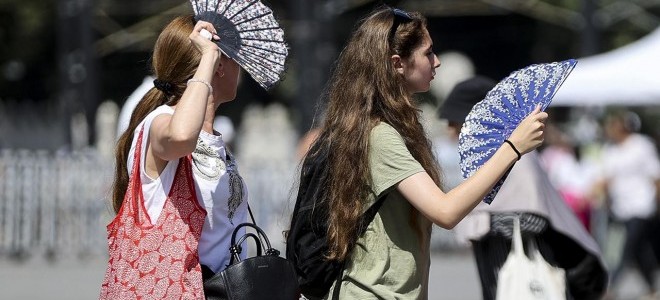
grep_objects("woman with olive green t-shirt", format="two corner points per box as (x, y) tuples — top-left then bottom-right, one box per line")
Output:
(300, 7), (547, 299)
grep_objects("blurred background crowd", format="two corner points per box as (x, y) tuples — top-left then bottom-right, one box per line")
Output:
(0, 0), (659, 299)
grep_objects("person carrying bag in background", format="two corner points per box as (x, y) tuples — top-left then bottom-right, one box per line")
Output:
(439, 76), (608, 300)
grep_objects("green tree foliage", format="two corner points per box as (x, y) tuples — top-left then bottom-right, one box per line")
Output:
(0, 0), (56, 100)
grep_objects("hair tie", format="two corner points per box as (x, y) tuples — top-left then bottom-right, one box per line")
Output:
(503, 139), (521, 161)
(153, 79), (174, 95)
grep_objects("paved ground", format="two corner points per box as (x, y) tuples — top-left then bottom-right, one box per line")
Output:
(0, 252), (654, 299)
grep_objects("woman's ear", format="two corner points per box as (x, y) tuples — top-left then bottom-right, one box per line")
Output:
(215, 60), (225, 78)
(391, 54), (405, 75)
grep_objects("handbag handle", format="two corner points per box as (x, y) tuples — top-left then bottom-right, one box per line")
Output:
(244, 205), (281, 256)
(231, 222), (273, 250)
(229, 222), (280, 265)
(230, 232), (262, 264)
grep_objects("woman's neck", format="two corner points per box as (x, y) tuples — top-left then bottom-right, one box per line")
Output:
(201, 100), (218, 134)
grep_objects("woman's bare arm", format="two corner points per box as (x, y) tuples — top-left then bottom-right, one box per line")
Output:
(398, 105), (548, 229)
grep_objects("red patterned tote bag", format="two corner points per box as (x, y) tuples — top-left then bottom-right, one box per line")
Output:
(100, 128), (207, 299)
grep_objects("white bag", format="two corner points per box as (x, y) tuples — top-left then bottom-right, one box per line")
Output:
(496, 217), (566, 300)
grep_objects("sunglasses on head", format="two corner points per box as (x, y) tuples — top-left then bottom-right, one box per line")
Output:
(389, 8), (413, 44)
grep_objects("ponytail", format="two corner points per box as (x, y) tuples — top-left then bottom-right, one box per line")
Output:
(110, 15), (201, 213)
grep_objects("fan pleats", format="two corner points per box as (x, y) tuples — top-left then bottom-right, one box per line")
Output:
(191, 0), (288, 89)
(458, 59), (577, 204)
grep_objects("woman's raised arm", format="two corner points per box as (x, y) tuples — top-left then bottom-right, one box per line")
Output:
(398, 105), (548, 228)
(150, 21), (221, 161)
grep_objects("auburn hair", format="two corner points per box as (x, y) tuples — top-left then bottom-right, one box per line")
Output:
(111, 15), (202, 213)
(315, 7), (442, 261)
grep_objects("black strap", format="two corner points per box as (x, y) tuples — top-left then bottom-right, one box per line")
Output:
(243, 204), (268, 255)
(331, 261), (345, 300)
(331, 194), (388, 300)
(247, 204), (256, 225)
(503, 139), (521, 161)
(359, 194), (388, 235)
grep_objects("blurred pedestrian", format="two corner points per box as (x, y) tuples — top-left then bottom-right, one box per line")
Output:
(541, 123), (593, 231)
(100, 16), (248, 299)
(439, 76), (608, 300)
(290, 7), (548, 299)
(595, 110), (660, 299)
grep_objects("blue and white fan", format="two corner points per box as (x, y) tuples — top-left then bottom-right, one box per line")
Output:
(458, 59), (577, 204)
(190, 0), (288, 90)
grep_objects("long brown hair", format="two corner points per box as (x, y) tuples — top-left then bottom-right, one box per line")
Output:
(316, 7), (442, 261)
(111, 15), (201, 213)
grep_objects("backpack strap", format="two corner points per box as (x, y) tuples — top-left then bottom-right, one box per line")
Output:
(359, 194), (388, 236)
(331, 194), (388, 300)
(331, 261), (344, 300)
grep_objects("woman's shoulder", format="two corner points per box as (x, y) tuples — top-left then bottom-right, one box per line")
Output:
(371, 122), (401, 139)
(126, 106), (174, 145)
(149, 105), (175, 118)
(135, 105), (175, 132)
(369, 122), (410, 156)
(372, 121), (395, 131)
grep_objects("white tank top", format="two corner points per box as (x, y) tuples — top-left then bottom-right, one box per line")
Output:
(127, 105), (248, 272)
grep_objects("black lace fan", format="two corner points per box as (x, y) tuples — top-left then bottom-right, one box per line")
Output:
(190, 0), (288, 90)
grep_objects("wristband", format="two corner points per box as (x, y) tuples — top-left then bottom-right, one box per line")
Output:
(503, 139), (521, 161)
(187, 78), (213, 95)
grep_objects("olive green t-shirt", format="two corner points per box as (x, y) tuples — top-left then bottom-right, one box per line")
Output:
(328, 123), (430, 300)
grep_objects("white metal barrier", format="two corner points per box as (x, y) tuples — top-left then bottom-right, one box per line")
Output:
(0, 149), (113, 259)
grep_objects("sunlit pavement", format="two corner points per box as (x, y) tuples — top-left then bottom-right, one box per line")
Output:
(0, 252), (654, 300)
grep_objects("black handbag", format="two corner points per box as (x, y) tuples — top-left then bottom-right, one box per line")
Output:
(203, 207), (299, 300)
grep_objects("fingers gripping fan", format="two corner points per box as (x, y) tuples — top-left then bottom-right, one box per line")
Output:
(458, 59), (577, 204)
(190, 0), (288, 90)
